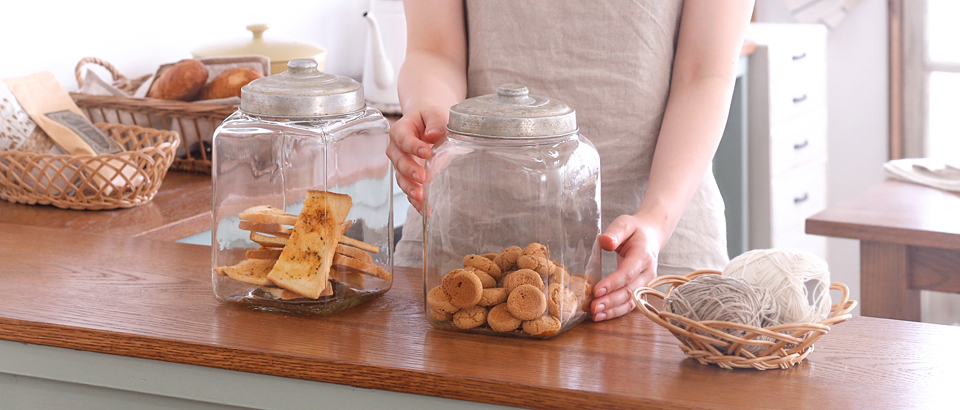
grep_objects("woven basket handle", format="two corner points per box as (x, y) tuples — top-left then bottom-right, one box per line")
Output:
(75, 57), (127, 88)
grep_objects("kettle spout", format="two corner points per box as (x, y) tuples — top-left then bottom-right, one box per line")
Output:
(363, 12), (396, 90)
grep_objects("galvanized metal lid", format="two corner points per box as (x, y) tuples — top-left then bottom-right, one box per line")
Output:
(447, 83), (577, 138)
(240, 59), (364, 118)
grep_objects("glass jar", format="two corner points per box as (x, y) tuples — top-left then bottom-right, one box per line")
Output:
(423, 84), (601, 338)
(212, 59), (393, 315)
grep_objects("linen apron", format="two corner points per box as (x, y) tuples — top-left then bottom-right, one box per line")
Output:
(395, 0), (729, 276)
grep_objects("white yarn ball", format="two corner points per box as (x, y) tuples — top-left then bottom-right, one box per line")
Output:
(722, 248), (832, 324)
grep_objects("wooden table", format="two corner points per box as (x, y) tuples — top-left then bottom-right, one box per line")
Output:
(806, 179), (960, 321)
(1, 223), (957, 409)
(0, 171), (211, 240)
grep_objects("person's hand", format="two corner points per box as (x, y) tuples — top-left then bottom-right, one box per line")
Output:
(590, 214), (666, 321)
(386, 106), (449, 213)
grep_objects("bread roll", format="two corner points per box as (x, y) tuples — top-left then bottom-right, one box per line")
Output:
(198, 67), (263, 100)
(147, 59), (208, 101)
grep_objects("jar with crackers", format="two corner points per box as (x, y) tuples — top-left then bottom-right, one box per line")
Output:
(211, 59), (393, 315)
(423, 84), (602, 338)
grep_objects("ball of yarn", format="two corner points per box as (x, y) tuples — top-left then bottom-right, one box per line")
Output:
(723, 248), (832, 324)
(664, 275), (780, 353)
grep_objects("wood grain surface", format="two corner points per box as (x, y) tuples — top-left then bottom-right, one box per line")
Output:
(861, 241), (920, 321)
(806, 179), (960, 250)
(0, 171), (210, 241)
(1, 223), (958, 409)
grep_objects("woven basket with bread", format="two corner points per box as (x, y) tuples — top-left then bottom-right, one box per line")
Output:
(0, 124), (179, 210)
(71, 57), (268, 174)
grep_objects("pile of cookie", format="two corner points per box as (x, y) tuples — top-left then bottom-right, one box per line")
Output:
(214, 191), (391, 301)
(427, 243), (596, 338)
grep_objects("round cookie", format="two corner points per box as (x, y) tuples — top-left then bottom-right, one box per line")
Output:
(507, 284), (547, 321)
(546, 283), (564, 317)
(429, 308), (454, 322)
(465, 267), (497, 288)
(570, 273), (597, 286)
(487, 303), (522, 332)
(546, 261), (571, 285)
(463, 254), (503, 280)
(442, 269), (483, 308)
(478, 287), (508, 306)
(482, 253), (498, 261)
(452, 305), (488, 329)
(522, 315), (562, 338)
(569, 279), (594, 301)
(502, 269), (544, 294)
(523, 242), (549, 259)
(427, 286), (458, 314)
(493, 246), (523, 272)
(517, 255), (551, 276)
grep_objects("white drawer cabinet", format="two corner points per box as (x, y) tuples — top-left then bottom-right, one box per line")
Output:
(747, 23), (829, 259)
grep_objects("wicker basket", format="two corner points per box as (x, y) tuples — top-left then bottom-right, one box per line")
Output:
(71, 57), (236, 173)
(632, 270), (857, 370)
(0, 124), (179, 210)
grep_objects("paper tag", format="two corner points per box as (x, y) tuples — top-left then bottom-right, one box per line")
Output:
(44, 110), (123, 154)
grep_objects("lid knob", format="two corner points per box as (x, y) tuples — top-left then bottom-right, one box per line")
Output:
(287, 59), (318, 75)
(497, 83), (529, 97)
(247, 24), (268, 40)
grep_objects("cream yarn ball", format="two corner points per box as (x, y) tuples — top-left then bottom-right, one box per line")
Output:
(722, 248), (832, 325)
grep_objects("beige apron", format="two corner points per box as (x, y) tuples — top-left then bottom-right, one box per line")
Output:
(396, 0), (729, 276)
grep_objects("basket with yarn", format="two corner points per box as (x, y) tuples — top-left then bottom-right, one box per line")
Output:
(632, 249), (857, 370)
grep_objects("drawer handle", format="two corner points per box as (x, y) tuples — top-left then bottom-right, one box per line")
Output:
(794, 193), (809, 204)
(792, 52), (807, 61)
(793, 94), (808, 104)
(793, 140), (809, 150)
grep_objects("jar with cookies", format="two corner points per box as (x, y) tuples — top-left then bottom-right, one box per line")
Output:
(211, 59), (393, 315)
(423, 84), (601, 338)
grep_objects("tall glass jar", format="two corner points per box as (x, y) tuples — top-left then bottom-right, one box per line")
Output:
(212, 59), (393, 315)
(423, 84), (601, 338)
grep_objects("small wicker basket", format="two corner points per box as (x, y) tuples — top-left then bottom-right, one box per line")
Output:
(71, 57), (236, 173)
(632, 270), (857, 370)
(0, 124), (179, 210)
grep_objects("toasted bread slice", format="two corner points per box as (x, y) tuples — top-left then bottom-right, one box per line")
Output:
(239, 205), (298, 225)
(246, 247), (283, 260)
(339, 235), (379, 254)
(214, 258), (276, 286)
(267, 191), (352, 299)
(336, 243), (372, 263)
(332, 253), (391, 281)
(238, 221), (293, 235)
(250, 232), (289, 248)
(330, 265), (365, 288)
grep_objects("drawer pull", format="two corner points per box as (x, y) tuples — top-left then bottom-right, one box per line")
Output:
(793, 94), (808, 104)
(792, 52), (807, 61)
(793, 140), (809, 150)
(794, 193), (809, 204)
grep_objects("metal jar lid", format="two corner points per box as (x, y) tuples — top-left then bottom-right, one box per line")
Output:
(447, 83), (577, 138)
(240, 59), (364, 118)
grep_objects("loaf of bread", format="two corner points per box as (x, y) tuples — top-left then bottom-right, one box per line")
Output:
(147, 59), (208, 101)
(198, 67), (263, 100)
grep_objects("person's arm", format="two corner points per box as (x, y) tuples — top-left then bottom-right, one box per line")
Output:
(386, 0), (468, 212)
(591, 0), (755, 321)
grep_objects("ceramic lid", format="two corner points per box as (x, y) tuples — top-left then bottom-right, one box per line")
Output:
(240, 59), (364, 117)
(192, 24), (325, 63)
(447, 84), (577, 139)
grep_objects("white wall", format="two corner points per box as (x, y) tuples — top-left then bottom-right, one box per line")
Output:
(755, 0), (891, 315)
(1, 0), (371, 89)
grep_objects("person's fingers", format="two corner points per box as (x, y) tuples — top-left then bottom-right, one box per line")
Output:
(591, 268), (652, 314)
(594, 248), (653, 298)
(599, 215), (638, 252)
(391, 117), (432, 159)
(419, 108), (449, 145)
(387, 144), (426, 184)
(593, 296), (636, 321)
(395, 172), (422, 202)
(408, 196), (423, 214)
